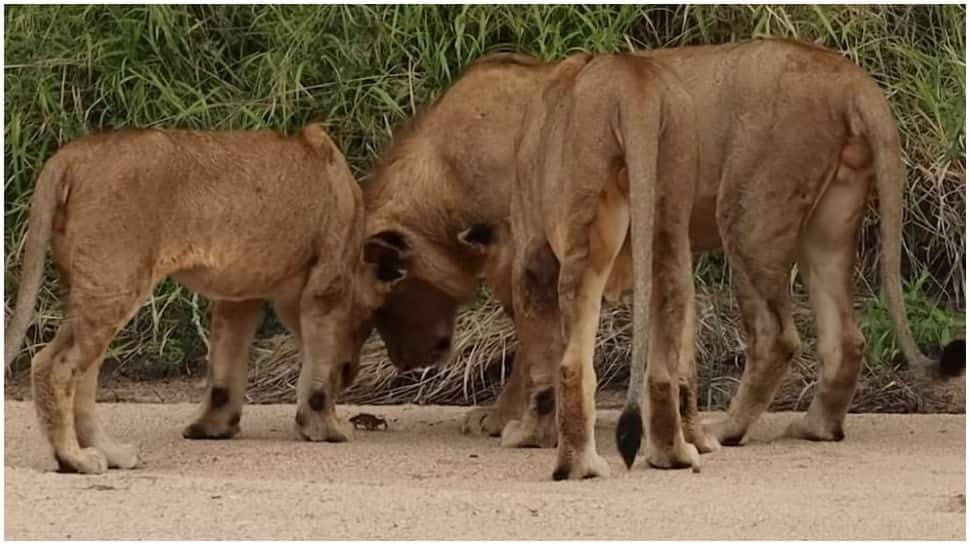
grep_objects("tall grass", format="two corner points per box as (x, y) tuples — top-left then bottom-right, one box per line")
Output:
(4, 5), (965, 381)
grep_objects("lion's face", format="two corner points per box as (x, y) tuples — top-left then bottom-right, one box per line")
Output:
(373, 277), (459, 370)
(364, 221), (515, 371)
(348, 233), (460, 371)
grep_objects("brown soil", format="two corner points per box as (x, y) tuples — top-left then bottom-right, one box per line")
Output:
(4, 401), (965, 540)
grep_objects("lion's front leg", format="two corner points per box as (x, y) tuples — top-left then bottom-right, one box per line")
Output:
(499, 348), (560, 449)
(294, 385), (351, 443)
(461, 349), (528, 437)
(183, 299), (264, 440)
(497, 240), (562, 449)
(290, 289), (353, 443)
(499, 384), (558, 449)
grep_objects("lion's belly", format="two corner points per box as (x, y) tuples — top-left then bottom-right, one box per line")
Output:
(174, 266), (308, 302)
(167, 239), (315, 301)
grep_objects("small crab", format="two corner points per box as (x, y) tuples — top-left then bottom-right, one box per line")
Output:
(348, 413), (388, 431)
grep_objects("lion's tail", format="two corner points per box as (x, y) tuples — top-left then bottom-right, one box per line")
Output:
(853, 82), (964, 379)
(614, 79), (664, 470)
(4, 153), (66, 372)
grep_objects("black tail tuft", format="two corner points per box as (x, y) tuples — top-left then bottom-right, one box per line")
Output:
(938, 339), (966, 378)
(616, 403), (643, 469)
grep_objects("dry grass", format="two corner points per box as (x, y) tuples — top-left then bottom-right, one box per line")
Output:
(243, 287), (964, 414)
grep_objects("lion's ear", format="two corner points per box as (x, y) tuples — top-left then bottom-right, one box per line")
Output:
(459, 220), (513, 254)
(369, 229), (409, 252)
(457, 223), (495, 250)
(363, 236), (407, 286)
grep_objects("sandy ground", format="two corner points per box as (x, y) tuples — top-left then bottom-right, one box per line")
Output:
(3, 401), (965, 540)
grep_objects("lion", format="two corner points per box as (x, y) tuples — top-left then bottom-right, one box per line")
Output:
(362, 39), (963, 452)
(362, 53), (558, 433)
(3, 123), (407, 474)
(502, 52), (708, 479)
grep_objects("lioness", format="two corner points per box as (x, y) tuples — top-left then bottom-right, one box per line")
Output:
(3, 124), (405, 474)
(363, 39), (963, 450)
(508, 52), (705, 479)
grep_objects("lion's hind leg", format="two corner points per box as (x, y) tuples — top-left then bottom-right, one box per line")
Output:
(552, 181), (629, 480)
(787, 157), (869, 442)
(676, 300), (719, 455)
(34, 289), (146, 474)
(703, 261), (800, 446)
(704, 159), (808, 446)
(641, 200), (702, 471)
(75, 361), (139, 469)
(31, 328), (107, 473)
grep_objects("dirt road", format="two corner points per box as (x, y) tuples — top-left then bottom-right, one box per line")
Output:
(4, 401), (965, 539)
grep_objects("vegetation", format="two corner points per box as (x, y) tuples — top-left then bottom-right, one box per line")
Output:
(859, 272), (965, 366)
(4, 5), (964, 409)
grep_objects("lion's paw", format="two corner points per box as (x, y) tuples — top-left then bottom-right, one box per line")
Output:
(552, 450), (610, 481)
(785, 415), (845, 442)
(460, 407), (504, 437)
(103, 441), (140, 469)
(703, 416), (748, 447)
(647, 440), (700, 472)
(55, 447), (109, 475)
(500, 418), (557, 448)
(294, 409), (351, 443)
(688, 429), (721, 455)
(182, 417), (240, 440)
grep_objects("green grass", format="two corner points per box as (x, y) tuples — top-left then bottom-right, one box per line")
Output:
(4, 5), (966, 374)
(859, 272), (966, 366)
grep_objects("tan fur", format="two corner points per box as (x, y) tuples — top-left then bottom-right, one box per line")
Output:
(4, 124), (403, 474)
(363, 39), (940, 450)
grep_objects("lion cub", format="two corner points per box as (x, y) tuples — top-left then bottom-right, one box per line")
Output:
(4, 123), (406, 474)
(493, 53), (705, 479)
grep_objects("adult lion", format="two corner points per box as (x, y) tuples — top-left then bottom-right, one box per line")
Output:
(363, 39), (963, 450)
(4, 124), (406, 474)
